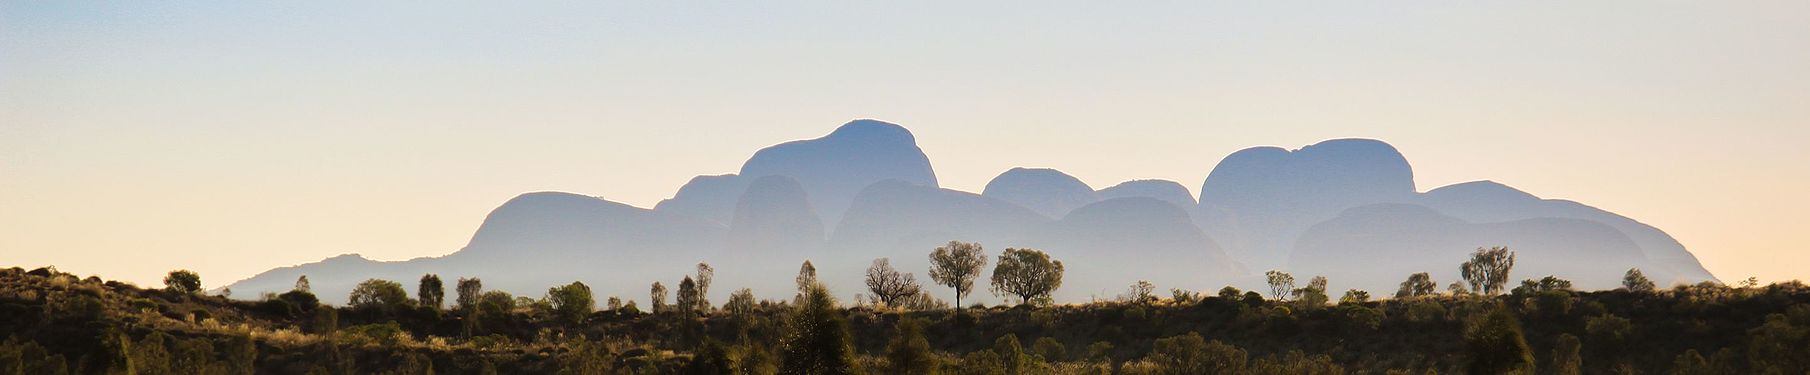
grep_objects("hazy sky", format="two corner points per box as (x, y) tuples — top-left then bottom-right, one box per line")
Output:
(3, 2), (1807, 289)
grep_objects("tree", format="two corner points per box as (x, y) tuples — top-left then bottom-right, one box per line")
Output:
(779, 283), (862, 375)
(1033, 337), (1067, 362)
(990, 248), (1064, 305)
(456, 277), (483, 310)
(547, 281), (594, 323)
(348, 279), (411, 311)
(1464, 307), (1534, 374)
(164, 270), (201, 294)
(1265, 270), (1296, 301)
(677, 276), (701, 314)
(797, 260), (818, 294)
(884, 318), (938, 375)
(1396, 272), (1436, 299)
(1144, 332), (1247, 375)
(726, 288), (756, 316)
(295, 275), (311, 293)
(1338, 289), (1370, 305)
(1292, 276), (1329, 310)
(1623, 268), (1655, 293)
(1125, 280), (1157, 304)
(994, 334), (1029, 374)
(1461, 247), (1516, 295)
(651, 281), (669, 314)
(696, 262), (715, 312)
(418, 274), (445, 310)
(928, 240), (988, 309)
(865, 258), (923, 307)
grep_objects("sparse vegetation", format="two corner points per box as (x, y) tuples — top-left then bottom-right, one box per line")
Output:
(3, 245), (1808, 374)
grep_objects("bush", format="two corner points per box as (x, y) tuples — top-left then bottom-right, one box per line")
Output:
(1464, 308), (1533, 374)
(1142, 332), (1246, 374)
(348, 279), (412, 312)
(164, 270), (201, 294)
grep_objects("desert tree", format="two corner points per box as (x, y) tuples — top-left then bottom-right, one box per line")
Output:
(1622, 268), (1656, 293)
(651, 281), (669, 313)
(779, 283), (861, 374)
(1396, 272), (1437, 299)
(164, 270), (202, 294)
(418, 274), (445, 310)
(1461, 246), (1516, 295)
(988, 248), (1065, 306)
(1550, 333), (1582, 375)
(606, 296), (622, 311)
(1339, 289), (1370, 305)
(726, 288), (756, 316)
(1293, 276), (1330, 309)
(1125, 280), (1156, 304)
(294, 275), (311, 293)
(866, 258), (923, 307)
(1265, 270), (1296, 301)
(696, 262), (715, 312)
(676, 276), (701, 314)
(348, 279), (411, 311)
(546, 281), (594, 323)
(796, 260), (818, 293)
(928, 240), (988, 309)
(456, 277), (483, 310)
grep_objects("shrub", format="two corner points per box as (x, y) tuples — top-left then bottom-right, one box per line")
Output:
(348, 279), (412, 312)
(1464, 308), (1533, 374)
(164, 270), (201, 294)
(1142, 332), (1246, 374)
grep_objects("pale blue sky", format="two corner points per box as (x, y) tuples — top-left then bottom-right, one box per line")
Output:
(3, 2), (1807, 288)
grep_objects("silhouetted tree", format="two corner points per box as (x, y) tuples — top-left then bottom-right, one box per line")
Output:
(883, 318), (938, 375)
(1464, 307), (1533, 374)
(990, 248), (1064, 306)
(928, 240), (988, 309)
(1218, 286), (1242, 300)
(1266, 270), (1295, 301)
(677, 276), (701, 314)
(797, 260), (818, 294)
(696, 262), (715, 312)
(295, 275), (311, 293)
(547, 281), (594, 323)
(1623, 268), (1655, 293)
(1293, 276), (1329, 310)
(348, 279), (411, 311)
(418, 274), (444, 310)
(726, 288), (756, 316)
(164, 270), (201, 294)
(865, 258), (922, 307)
(1339, 289), (1370, 305)
(456, 277), (482, 310)
(1125, 280), (1156, 304)
(779, 283), (861, 375)
(1396, 272), (1437, 299)
(606, 296), (622, 311)
(651, 281), (669, 314)
(1461, 247), (1516, 295)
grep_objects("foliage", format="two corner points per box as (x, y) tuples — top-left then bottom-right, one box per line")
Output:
(796, 261), (818, 294)
(696, 262), (715, 312)
(928, 241), (988, 309)
(1265, 270), (1295, 301)
(164, 270), (202, 294)
(865, 258), (923, 307)
(726, 288), (757, 316)
(418, 274), (445, 310)
(1141, 332), (1246, 374)
(347, 279), (411, 312)
(456, 277), (482, 310)
(1461, 247), (1516, 295)
(295, 275), (311, 293)
(546, 281), (594, 323)
(779, 283), (862, 375)
(1338, 289), (1369, 305)
(989, 248), (1064, 306)
(1396, 272), (1437, 299)
(651, 281), (669, 314)
(1623, 268), (1655, 293)
(1550, 333), (1582, 375)
(1464, 307), (1533, 374)
(883, 318), (938, 375)
(677, 276), (701, 315)
(1292, 276), (1329, 310)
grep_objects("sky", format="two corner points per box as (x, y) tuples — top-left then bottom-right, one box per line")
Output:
(2, 2), (1807, 289)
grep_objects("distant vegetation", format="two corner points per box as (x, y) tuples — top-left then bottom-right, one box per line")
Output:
(3, 244), (1809, 374)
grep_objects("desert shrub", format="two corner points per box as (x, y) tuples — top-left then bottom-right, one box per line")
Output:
(345, 321), (406, 346)
(348, 279), (412, 312)
(164, 270), (202, 294)
(1464, 308), (1533, 374)
(1032, 337), (1066, 362)
(1141, 332), (1246, 374)
(778, 284), (860, 374)
(1406, 299), (1447, 323)
(884, 318), (938, 374)
(956, 350), (1005, 375)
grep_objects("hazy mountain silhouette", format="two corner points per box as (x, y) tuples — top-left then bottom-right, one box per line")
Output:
(982, 167), (1100, 219)
(1196, 139), (1419, 272)
(224, 120), (1718, 305)
(1097, 179), (1198, 208)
